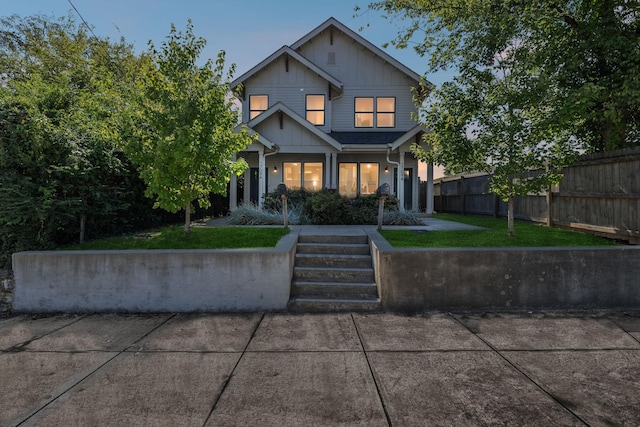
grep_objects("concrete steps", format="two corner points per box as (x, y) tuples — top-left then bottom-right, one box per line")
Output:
(288, 234), (380, 312)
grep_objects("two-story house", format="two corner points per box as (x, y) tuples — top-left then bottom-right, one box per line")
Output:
(230, 17), (435, 213)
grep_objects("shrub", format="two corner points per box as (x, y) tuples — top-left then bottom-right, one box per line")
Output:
(382, 211), (424, 225)
(260, 188), (406, 225)
(307, 190), (352, 225)
(227, 203), (302, 225)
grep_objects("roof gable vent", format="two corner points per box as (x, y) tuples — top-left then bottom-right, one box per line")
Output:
(327, 51), (336, 66)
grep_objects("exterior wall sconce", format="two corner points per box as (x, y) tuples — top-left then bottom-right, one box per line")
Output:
(384, 166), (389, 173)
(273, 166), (278, 173)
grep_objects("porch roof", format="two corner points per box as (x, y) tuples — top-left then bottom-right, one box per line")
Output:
(329, 131), (406, 145)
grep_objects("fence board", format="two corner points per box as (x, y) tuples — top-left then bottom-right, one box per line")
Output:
(432, 147), (640, 243)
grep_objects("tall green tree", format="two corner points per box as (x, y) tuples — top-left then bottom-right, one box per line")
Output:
(420, 65), (581, 235)
(0, 14), (147, 267)
(360, 0), (640, 151)
(358, 0), (638, 234)
(127, 20), (253, 233)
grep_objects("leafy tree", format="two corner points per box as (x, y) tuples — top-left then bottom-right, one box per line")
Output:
(127, 20), (253, 233)
(419, 65), (581, 235)
(359, 0), (640, 151)
(0, 15), (148, 267)
(357, 0), (638, 234)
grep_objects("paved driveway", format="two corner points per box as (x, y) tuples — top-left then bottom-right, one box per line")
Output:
(2, 311), (640, 426)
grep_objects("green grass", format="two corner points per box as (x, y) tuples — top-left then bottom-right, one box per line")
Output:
(380, 213), (616, 248)
(63, 226), (291, 250)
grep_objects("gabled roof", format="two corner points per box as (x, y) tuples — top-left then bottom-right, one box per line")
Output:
(247, 102), (342, 151)
(231, 46), (343, 96)
(233, 125), (276, 149)
(290, 17), (424, 85)
(389, 124), (428, 150)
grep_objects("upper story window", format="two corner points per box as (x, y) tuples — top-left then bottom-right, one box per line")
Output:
(376, 97), (396, 127)
(355, 97), (374, 127)
(354, 97), (396, 128)
(249, 95), (268, 119)
(306, 95), (325, 126)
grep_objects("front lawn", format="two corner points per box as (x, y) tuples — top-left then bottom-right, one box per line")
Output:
(380, 213), (616, 247)
(63, 226), (290, 250)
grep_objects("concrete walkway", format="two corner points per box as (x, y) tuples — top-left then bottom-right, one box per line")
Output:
(206, 216), (485, 233)
(2, 311), (640, 426)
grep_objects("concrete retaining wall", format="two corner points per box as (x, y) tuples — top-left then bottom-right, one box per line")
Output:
(1, 269), (14, 315)
(12, 231), (299, 313)
(11, 228), (640, 313)
(367, 231), (640, 311)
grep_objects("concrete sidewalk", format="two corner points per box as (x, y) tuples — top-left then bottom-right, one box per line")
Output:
(2, 312), (640, 426)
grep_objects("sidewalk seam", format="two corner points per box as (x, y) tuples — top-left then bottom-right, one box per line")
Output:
(350, 313), (393, 427)
(201, 312), (265, 427)
(447, 312), (590, 426)
(15, 314), (177, 426)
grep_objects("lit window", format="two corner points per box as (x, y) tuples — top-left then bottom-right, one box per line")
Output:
(339, 163), (358, 197)
(306, 95), (325, 126)
(339, 163), (380, 197)
(284, 162), (301, 189)
(376, 97), (395, 127)
(360, 163), (379, 194)
(249, 95), (268, 119)
(355, 97), (395, 128)
(284, 162), (323, 190)
(355, 97), (374, 127)
(303, 163), (323, 190)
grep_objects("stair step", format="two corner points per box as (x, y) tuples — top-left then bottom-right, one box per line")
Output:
(291, 281), (378, 299)
(296, 243), (370, 255)
(298, 234), (368, 245)
(288, 298), (381, 313)
(293, 266), (374, 283)
(295, 253), (372, 268)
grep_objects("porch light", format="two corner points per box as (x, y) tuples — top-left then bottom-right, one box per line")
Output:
(273, 166), (278, 173)
(384, 166), (389, 173)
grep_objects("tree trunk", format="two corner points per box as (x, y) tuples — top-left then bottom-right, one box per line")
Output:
(507, 196), (515, 236)
(184, 203), (191, 234)
(79, 215), (86, 243)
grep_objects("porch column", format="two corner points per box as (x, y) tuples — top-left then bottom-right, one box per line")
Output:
(258, 148), (265, 208)
(325, 153), (331, 189)
(229, 154), (238, 211)
(331, 153), (338, 190)
(426, 162), (434, 215)
(398, 152), (405, 212)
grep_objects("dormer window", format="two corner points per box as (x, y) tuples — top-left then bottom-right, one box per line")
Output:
(355, 97), (396, 128)
(249, 95), (268, 119)
(306, 95), (325, 126)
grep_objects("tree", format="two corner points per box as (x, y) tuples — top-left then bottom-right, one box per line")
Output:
(358, 0), (638, 234)
(0, 15), (148, 267)
(419, 65), (581, 235)
(127, 21), (253, 233)
(360, 0), (640, 151)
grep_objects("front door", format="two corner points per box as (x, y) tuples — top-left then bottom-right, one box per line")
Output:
(394, 168), (413, 211)
(249, 168), (268, 205)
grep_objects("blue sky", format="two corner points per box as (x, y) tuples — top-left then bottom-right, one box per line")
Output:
(2, 0), (454, 87)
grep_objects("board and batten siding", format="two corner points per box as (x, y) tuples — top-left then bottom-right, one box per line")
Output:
(294, 30), (413, 87)
(243, 58), (331, 132)
(252, 115), (337, 153)
(294, 29), (419, 132)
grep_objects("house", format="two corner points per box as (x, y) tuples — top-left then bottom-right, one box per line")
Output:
(230, 17), (435, 213)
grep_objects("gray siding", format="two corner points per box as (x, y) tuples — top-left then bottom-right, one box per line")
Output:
(245, 58), (331, 132)
(242, 29), (419, 132)
(253, 115), (335, 153)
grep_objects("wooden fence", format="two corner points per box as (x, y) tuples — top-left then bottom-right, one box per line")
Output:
(433, 146), (640, 244)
